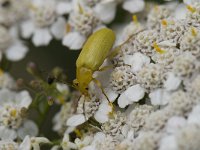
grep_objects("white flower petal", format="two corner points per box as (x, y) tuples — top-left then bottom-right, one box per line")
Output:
(5, 42), (28, 61)
(56, 2), (72, 15)
(50, 17), (66, 40)
(159, 136), (178, 150)
(66, 114), (86, 126)
(19, 136), (31, 150)
(125, 84), (145, 102)
(17, 90), (32, 108)
(104, 88), (118, 102)
(124, 53), (150, 73)
(0, 88), (15, 104)
(122, 0), (145, 13)
(94, 2), (116, 23)
(0, 126), (17, 140)
(21, 21), (34, 38)
(188, 105), (200, 125)
(118, 93), (131, 108)
(174, 3), (187, 20)
(62, 32), (86, 50)
(32, 28), (52, 46)
(17, 120), (38, 139)
(149, 89), (170, 106)
(164, 73), (181, 91)
(94, 101), (112, 123)
(118, 84), (145, 108)
(166, 116), (187, 134)
(183, 0), (199, 5)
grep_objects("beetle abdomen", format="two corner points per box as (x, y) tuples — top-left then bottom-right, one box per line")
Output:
(76, 28), (116, 71)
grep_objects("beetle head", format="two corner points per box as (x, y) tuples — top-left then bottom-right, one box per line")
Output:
(73, 67), (93, 95)
(73, 79), (89, 96)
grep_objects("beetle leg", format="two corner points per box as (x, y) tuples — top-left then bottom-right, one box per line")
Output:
(98, 65), (113, 72)
(92, 78), (111, 103)
(107, 46), (121, 59)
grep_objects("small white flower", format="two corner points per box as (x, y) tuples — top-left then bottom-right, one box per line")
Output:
(21, 1), (66, 46)
(118, 84), (145, 108)
(0, 88), (37, 140)
(0, 139), (19, 149)
(19, 136), (50, 150)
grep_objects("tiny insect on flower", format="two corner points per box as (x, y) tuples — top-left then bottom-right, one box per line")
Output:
(73, 28), (116, 98)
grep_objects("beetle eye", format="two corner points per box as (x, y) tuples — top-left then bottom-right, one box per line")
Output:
(85, 87), (89, 90)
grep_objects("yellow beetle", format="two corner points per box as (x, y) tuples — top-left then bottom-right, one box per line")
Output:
(73, 28), (116, 97)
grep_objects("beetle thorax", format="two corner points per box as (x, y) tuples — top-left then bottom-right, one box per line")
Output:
(75, 67), (93, 95)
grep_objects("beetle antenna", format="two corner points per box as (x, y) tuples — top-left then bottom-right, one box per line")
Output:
(46, 73), (75, 87)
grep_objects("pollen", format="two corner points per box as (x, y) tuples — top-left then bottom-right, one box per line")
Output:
(153, 42), (166, 54)
(191, 27), (197, 37)
(187, 5), (196, 13)
(132, 15), (138, 24)
(161, 19), (168, 26)
(66, 23), (71, 33)
(10, 109), (17, 117)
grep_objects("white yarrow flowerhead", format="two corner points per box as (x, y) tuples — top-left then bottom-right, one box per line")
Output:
(62, 1), (102, 50)
(0, 88), (38, 140)
(21, 0), (66, 46)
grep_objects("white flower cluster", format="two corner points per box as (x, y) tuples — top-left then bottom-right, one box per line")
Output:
(0, 69), (51, 150)
(3, 0), (200, 150)
(57, 0), (200, 150)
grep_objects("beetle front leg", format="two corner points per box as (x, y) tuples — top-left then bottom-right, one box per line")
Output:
(92, 78), (110, 103)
